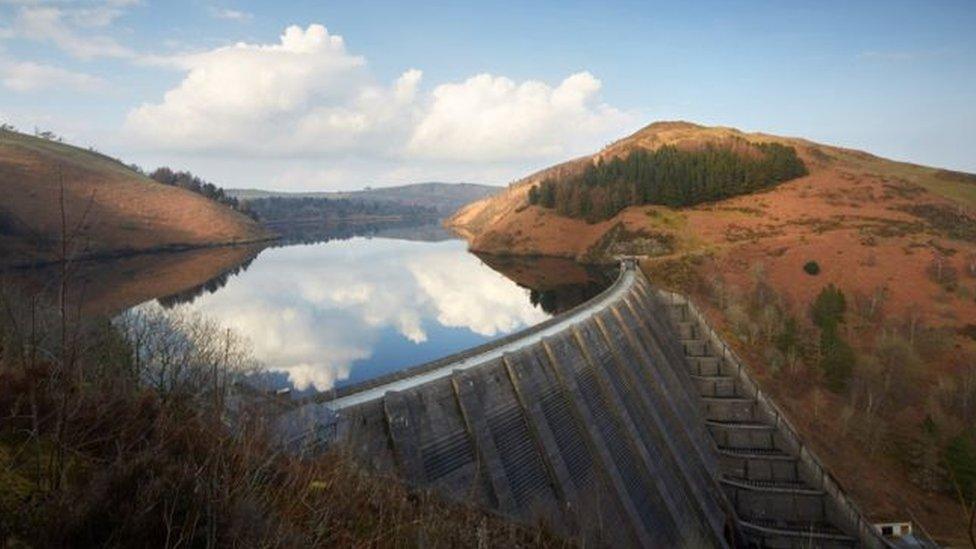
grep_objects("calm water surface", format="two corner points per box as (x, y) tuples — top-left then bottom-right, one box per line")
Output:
(171, 237), (557, 393)
(5, 224), (612, 395)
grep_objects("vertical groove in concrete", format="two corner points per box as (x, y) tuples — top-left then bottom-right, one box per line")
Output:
(632, 280), (701, 378)
(621, 299), (704, 417)
(623, 290), (707, 412)
(411, 380), (497, 508)
(626, 287), (728, 469)
(502, 354), (577, 506)
(517, 344), (637, 547)
(541, 338), (654, 548)
(547, 329), (684, 547)
(570, 322), (693, 537)
(383, 390), (426, 484)
(451, 370), (518, 515)
(613, 297), (724, 477)
(609, 299), (709, 447)
(337, 400), (397, 474)
(475, 361), (559, 519)
(593, 309), (728, 545)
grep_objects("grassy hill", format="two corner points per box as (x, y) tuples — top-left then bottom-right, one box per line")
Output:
(228, 182), (500, 216)
(449, 121), (976, 261)
(0, 130), (272, 267)
(450, 121), (976, 544)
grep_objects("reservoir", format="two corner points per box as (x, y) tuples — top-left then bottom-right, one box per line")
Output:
(3, 222), (611, 396)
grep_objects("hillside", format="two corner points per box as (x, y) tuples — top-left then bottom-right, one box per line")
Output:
(228, 182), (500, 216)
(0, 130), (272, 267)
(449, 121), (976, 261)
(450, 121), (976, 544)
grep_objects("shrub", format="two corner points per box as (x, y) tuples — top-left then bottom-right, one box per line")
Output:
(820, 328), (855, 392)
(862, 334), (923, 404)
(853, 286), (889, 324)
(803, 260), (821, 275)
(927, 255), (959, 291)
(774, 316), (800, 356)
(811, 284), (854, 392)
(944, 435), (976, 504)
(810, 284), (847, 331)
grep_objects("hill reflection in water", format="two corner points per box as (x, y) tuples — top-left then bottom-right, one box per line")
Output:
(1, 221), (612, 396)
(475, 253), (615, 316)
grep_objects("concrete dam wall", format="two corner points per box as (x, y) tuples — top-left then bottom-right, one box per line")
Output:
(292, 261), (889, 548)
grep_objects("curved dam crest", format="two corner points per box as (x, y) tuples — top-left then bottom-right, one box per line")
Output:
(282, 261), (892, 548)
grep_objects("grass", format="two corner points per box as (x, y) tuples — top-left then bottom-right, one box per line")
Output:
(0, 129), (143, 181)
(898, 203), (976, 243)
(0, 128), (272, 268)
(916, 170), (976, 209)
(643, 206), (687, 230)
(639, 253), (709, 293)
(854, 155), (976, 209)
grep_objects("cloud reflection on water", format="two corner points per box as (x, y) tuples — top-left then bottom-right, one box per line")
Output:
(169, 237), (547, 392)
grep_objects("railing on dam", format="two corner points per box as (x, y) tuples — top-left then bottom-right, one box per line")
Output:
(279, 258), (894, 548)
(658, 290), (903, 549)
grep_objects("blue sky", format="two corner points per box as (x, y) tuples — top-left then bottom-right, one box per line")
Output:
(1, 0), (973, 191)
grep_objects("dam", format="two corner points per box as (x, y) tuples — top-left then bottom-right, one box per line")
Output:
(285, 260), (891, 548)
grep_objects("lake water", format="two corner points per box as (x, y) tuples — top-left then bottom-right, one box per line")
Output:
(3, 222), (612, 395)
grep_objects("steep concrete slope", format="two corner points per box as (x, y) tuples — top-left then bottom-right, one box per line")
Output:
(287, 264), (891, 547)
(0, 130), (272, 267)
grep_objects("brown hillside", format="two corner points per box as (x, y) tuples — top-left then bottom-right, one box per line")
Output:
(0, 131), (272, 267)
(448, 121), (975, 261)
(449, 121), (976, 544)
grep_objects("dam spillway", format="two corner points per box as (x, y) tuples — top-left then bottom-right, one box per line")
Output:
(288, 260), (889, 548)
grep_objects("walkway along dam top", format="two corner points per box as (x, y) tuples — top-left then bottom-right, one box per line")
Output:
(285, 258), (895, 548)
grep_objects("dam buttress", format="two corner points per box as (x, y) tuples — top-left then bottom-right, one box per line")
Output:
(283, 261), (890, 548)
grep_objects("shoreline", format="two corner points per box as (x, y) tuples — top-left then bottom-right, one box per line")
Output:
(0, 235), (280, 271)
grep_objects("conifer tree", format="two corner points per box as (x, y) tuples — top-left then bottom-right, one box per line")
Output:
(529, 140), (807, 221)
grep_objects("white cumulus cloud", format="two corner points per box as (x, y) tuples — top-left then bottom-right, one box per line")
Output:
(125, 24), (420, 156)
(408, 72), (628, 161)
(123, 23), (632, 166)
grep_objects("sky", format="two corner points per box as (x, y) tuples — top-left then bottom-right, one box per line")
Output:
(0, 0), (974, 191)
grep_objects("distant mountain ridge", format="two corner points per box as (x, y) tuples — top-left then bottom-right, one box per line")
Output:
(228, 182), (500, 216)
